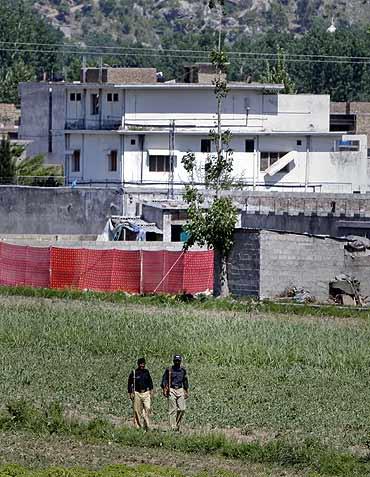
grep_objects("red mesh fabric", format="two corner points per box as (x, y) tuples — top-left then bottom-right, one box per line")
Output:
(0, 243), (213, 295)
(0, 242), (50, 288)
(184, 250), (214, 294)
(50, 248), (140, 293)
(141, 251), (186, 294)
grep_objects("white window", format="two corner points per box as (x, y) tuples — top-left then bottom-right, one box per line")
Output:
(260, 152), (290, 172)
(72, 150), (80, 172)
(108, 150), (118, 172)
(149, 155), (172, 172)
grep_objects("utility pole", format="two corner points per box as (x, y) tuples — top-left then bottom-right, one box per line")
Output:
(168, 120), (175, 199)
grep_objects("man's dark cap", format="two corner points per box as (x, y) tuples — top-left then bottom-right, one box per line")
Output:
(173, 354), (182, 361)
(137, 357), (146, 365)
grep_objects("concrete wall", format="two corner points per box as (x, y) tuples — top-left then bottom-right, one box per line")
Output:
(259, 231), (345, 300)
(0, 186), (121, 235)
(228, 229), (370, 301)
(226, 230), (260, 297)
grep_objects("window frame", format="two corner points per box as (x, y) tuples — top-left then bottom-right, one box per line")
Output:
(260, 151), (290, 172)
(201, 139), (211, 153)
(245, 139), (255, 153)
(72, 150), (81, 173)
(149, 155), (172, 172)
(91, 93), (99, 115)
(108, 150), (118, 172)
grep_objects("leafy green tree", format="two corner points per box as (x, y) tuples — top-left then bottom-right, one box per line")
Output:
(261, 47), (296, 94)
(181, 0), (237, 297)
(0, 137), (16, 184)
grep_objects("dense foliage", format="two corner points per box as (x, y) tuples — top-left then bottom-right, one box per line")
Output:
(0, 0), (63, 103)
(2, 2), (370, 102)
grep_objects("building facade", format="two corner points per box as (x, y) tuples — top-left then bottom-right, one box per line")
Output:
(19, 68), (368, 193)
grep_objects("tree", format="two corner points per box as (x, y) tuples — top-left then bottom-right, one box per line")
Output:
(181, 0), (237, 297)
(0, 137), (16, 184)
(261, 47), (296, 94)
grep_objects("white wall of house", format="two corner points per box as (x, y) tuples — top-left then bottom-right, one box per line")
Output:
(19, 81), (367, 192)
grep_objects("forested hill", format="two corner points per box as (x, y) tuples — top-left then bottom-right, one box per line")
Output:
(2, 0), (370, 104)
(33, 0), (370, 45)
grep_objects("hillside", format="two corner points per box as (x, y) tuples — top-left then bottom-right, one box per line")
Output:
(32, 0), (370, 46)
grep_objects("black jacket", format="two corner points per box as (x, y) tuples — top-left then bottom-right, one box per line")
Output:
(127, 368), (153, 393)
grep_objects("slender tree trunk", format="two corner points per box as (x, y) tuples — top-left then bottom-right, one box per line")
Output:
(213, 250), (230, 297)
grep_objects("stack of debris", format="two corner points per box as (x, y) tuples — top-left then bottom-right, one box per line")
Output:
(329, 274), (365, 306)
(282, 287), (315, 304)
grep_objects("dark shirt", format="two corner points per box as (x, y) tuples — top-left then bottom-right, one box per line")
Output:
(161, 365), (189, 391)
(127, 368), (153, 393)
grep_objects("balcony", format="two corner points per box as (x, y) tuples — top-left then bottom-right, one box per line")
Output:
(65, 117), (122, 131)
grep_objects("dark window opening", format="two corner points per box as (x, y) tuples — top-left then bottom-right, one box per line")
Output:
(149, 155), (172, 172)
(76, 93), (81, 101)
(245, 139), (255, 153)
(201, 139), (211, 153)
(330, 114), (356, 133)
(70, 93), (76, 101)
(109, 150), (118, 172)
(72, 150), (80, 172)
(260, 151), (290, 172)
(131, 138), (136, 145)
(107, 93), (113, 102)
(113, 93), (119, 102)
(171, 225), (184, 242)
(91, 94), (99, 115)
(297, 139), (302, 146)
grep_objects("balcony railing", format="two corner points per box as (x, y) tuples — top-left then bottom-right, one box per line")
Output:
(65, 117), (122, 131)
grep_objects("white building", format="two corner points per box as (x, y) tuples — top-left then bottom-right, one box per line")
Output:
(19, 66), (368, 193)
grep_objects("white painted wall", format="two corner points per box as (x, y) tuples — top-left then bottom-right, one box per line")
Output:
(19, 81), (366, 192)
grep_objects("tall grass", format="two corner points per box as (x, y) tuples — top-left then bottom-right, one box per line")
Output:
(0, 292), (369, 451)
(1, 400), (370, 476)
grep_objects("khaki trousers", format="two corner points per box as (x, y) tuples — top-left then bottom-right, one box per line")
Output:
(168, 388), (186, 430)
(133, 390), (151, 429)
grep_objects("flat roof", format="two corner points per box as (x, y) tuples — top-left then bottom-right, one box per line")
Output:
(22, 81), (284, 91)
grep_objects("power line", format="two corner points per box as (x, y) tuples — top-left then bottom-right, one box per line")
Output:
(2, 40), (370, 63)
(2, 46), (370, 66)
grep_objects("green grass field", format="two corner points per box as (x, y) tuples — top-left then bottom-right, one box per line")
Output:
(1, 290), (370, 475)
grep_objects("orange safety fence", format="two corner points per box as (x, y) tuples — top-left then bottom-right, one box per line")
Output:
(50, 248), (141, 293)
(0, 243), (214, 294)
(0, 242), (50, 288)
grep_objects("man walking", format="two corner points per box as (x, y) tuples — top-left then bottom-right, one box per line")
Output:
(127, 357), (153, 430)
(161, 354), (189, 431)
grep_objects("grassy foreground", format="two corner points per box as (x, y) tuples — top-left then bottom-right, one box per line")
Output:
(0, 464), (236, 477)
(1, 288), (370, 474)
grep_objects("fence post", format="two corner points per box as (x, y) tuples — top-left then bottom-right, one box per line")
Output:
(140, 249), (144, 295)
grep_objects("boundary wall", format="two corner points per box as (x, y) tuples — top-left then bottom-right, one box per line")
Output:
(0, 242), (214, 294)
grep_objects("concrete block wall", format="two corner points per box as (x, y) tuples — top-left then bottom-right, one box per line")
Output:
(344, 253), (370, 298)
(259, 231), (345, 300)
(227, 230), (260, 297)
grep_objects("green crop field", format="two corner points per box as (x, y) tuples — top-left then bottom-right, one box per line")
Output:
(1, 291), (370, 476)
